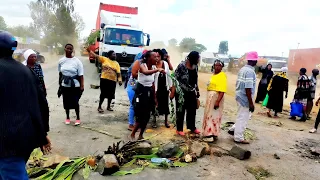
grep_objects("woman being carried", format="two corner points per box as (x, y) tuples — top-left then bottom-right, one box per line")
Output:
(266, 67), (289, 117)
(202, 59), (227, 142)
(130, 51), (165, 140)
(88, 49), (122, 112)
(59, 44), (84, 125)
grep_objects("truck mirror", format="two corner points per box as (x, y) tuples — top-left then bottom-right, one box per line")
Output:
(146, 34), (150, 46)
(100, 23), (105, 29)
(97, 37), (100, 42)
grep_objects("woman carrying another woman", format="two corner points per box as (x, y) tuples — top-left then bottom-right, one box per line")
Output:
(126, 50), (147, 131)
(88, 49), (122, 112)
(255, 64), (273, 103)
(266, 67), (289, 118)
(59, 44), (84, 125)
(202, 59), (227, 142)
(130, 50), (165, 140)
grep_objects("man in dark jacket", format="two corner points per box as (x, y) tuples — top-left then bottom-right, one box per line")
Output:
(0, 30), (49, 179)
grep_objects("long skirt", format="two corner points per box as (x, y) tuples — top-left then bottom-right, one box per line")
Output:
(156, 88), (170, 115)
(100, 78), (116, 100)
(202, 91), (224, 137)
(266, 89), (284, 113)
(133, 83), (155, 125)
(255, 80), (268, 102)
(62, 87), (81, 110)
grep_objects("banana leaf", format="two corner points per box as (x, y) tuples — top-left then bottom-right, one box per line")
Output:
(112, 167), (144, 176)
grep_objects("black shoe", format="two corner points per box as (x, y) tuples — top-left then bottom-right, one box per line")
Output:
(228, 130), (234, 135)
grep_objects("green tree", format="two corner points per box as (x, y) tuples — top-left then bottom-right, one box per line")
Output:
(7, 24), (40, 39)
(30, 0), (85, 49)
(179, 37), (207, 53)
(218, 41), (229, 54)
(0, 16), (7, 30)
(168, 38), (178, 47)
(37, 0), (74, 12)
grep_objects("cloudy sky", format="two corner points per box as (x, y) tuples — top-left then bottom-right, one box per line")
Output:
(1, 0), (320, 56)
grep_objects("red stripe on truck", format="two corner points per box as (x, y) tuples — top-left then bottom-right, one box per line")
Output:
(99, 3), (138, 14)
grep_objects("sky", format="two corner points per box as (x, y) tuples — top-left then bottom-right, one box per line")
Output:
(1, 0), (320, 57)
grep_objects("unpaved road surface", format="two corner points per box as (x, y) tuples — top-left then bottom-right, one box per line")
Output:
(43, 56), (320, 180)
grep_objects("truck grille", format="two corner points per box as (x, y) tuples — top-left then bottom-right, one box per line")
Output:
(116, 53), (136, 68)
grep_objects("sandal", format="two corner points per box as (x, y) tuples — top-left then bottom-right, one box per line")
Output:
(234, 140), (250, 144)
(165, 122), (170, 128)
(267, 112), (272, 118)
(107, 107), (114, 111)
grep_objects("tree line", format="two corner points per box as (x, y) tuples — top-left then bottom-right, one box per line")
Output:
(149, 38), (229, 54)
(0, 0), (84, 54)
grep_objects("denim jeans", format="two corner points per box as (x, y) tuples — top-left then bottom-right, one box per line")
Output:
(0, 157), (28, 180)
(127, 84), (135, 125)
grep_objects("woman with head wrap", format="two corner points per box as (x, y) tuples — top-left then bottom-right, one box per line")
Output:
(266, 67), (289, 117)
(174, 51), (201, 136)
(23, 49), (46, 96)
(255, 64), (273, 103)
(289, 68), (310, 121)
(202, 59), (227, 142)
(23, 49), (51, 153)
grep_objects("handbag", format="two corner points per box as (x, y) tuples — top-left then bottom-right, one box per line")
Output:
(262, 94), (269, 107)
(260, 78), (268, 85)
(290, 102), (303, 117)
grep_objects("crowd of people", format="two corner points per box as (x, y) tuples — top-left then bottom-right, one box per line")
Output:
(2, 29), (320, 178)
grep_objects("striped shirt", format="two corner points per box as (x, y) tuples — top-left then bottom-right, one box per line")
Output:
(235, 65), (256, 107)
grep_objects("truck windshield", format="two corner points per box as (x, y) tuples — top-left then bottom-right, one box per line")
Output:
(104, 28), (144, 46)
(269, 62), (287, 68)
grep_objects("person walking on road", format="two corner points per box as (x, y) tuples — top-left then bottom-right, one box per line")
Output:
(88, 50), (122, 112)
(266, 67), (289, 117)
(306, 69), (319, 119)
(202, 59), (227, 142)
(0, 30), (50, 179)
(59, 44), (84, 125)
(174, 51), (201, 136)
(228, 51), (258, 144)
(130, 51), (165, 140)
(309, 96), (320, 133)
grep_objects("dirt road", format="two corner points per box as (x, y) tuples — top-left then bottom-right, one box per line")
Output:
(43, 57), (320, 180)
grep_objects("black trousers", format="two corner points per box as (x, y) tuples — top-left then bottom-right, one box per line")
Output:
(175, 91), (197, 131)
(314, 109), (320, 129)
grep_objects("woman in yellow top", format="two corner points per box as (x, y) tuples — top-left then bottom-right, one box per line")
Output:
(89, 50), (122, 112)
(202, 59), (227, 142)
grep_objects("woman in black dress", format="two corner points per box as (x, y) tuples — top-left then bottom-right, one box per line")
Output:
(266, 67), (289, 117)
(154, 50), (173, 128)
(256, 64), (273, 103)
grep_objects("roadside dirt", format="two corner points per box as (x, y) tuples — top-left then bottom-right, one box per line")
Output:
(44, 59), (320, 180)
